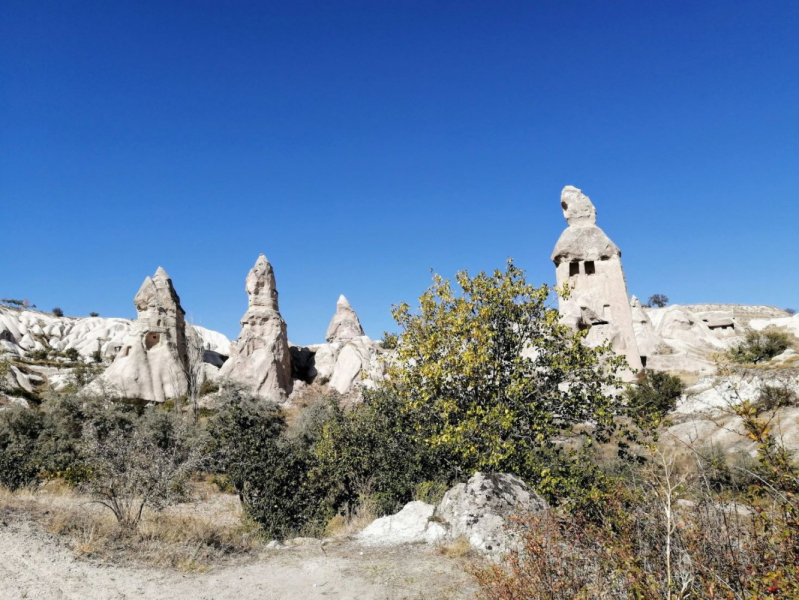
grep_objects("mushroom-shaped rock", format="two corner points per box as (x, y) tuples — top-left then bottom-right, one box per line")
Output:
(551, 186), (643, 378)
(325, 295), (364, 343)
(219, 255), (293, 402)
(97, 267), (189, 402)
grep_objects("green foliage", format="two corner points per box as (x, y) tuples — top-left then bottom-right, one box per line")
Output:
(52, 307), (64, 317)
(311, 388), (449, 517)
(89, 311), (100, 317)
(199, 379), (219, 396)
(624, 370), (685, 430)
(385, 260), (629, 487)
(91, 349), (102, 363)
(0, 406), (44, 489)
(30, 349), (50, 361)
(380, 331), (398, 349)
(207, 383), (324, 539)
(63, 348), (80, 362)
(727, 329), (791, 364)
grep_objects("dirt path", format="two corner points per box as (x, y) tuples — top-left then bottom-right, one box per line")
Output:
(0, 519), (477, 600)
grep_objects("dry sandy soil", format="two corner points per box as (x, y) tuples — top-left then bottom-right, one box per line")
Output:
(0, 512), (478, 600)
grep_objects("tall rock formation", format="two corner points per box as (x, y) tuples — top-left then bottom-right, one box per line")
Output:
(219, 254), (293, 401)
(325, 295), (364, 343)
(552, 186), (643, 377)
(99, 267), (189, 402)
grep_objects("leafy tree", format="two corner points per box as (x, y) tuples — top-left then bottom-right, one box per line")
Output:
(646, 294), (669, 308)
(89, 311), (100, 317)
(52, 307), (64, 317)
(786, 307), (796, 315)
(385, 260), (630, 493)
(63, 347), (80, 362)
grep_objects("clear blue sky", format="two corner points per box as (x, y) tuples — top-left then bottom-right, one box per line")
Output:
(2, 1), (797, 344)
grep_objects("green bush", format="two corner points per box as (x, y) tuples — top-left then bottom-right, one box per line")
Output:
(207, 383), (327, 539)
(0, 406), (44, 490)
(63, 348), (80, 362)
(624, 370), (685, 430)
(727, 330), (791, 364)
(89, 311), (100, 317)
(52, 307), (64, 317)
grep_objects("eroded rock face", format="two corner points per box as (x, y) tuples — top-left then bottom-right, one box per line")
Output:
(631, 295), (663, 361)
(552, 186), (642, 378)
(99, 268), (189, 402)
(325, 295), (364, 343)
(357, 501), (447, 547)
(219, 255), (293, 402)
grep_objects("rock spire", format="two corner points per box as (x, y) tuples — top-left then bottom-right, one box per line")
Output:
(325, 295), (365, 343)
(219, 255), (293, 401)
(99, 267), (189, 402)
(551, 186), (643, 378)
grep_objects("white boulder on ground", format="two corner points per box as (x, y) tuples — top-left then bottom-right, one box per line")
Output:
(96, 268), (190, 402)
(357, 473), (548, 556)
(219, 255), (293, 402)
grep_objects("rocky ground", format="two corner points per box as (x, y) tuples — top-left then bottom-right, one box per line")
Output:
(0, 511), (477, 600)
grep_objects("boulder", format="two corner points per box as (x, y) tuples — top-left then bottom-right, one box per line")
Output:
(357, 501), (447, 547)
(436, 473), (548, 555)
(325, 295), (364, 343)
(356, 473), (548, 556)
(219, 255), (293, 402)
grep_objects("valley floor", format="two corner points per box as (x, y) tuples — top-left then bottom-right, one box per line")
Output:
(0, 517), (476, 600)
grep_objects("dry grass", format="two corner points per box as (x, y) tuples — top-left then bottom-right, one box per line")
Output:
(324, 498), (378, 537)
(438, 536), (474, 558)
(0, 481), (262, 572)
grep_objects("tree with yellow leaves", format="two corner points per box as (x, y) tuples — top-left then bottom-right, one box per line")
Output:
(385, 260), (631, 489)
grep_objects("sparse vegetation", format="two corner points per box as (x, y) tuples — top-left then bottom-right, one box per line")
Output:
(785, 308), (796, 315)
(89, 311), (100, 317)
(52, 307), (64, 317)
(727, 329), (791, 364)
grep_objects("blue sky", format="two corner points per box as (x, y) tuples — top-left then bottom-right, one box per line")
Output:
(1, 1), (797, 344)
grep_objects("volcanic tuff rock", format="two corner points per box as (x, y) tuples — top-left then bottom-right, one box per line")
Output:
(357, 473), (548, 556)
(325, 295), (364, 343)
(97, 267), (189, 402)
(552, 186), (642, 377)
(219, 255), (293, 402)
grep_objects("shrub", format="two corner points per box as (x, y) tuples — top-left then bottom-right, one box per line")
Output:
(786, 308), (796, 315)
(89, 311), (100, 317)
(624, 370), (685, 430)
(52, 307), (64, 317)
(380, 331), (398, 349)
(756, 384), (797, 411)
(80, 410), (204, 529)
(30, 349), (50, 361)
(0, 406), (45, 490)
(207, 383), (322, 539)
(63, 348), (80, 362)
(727, 329), (791, 364)
(91, 349), (102, 363)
